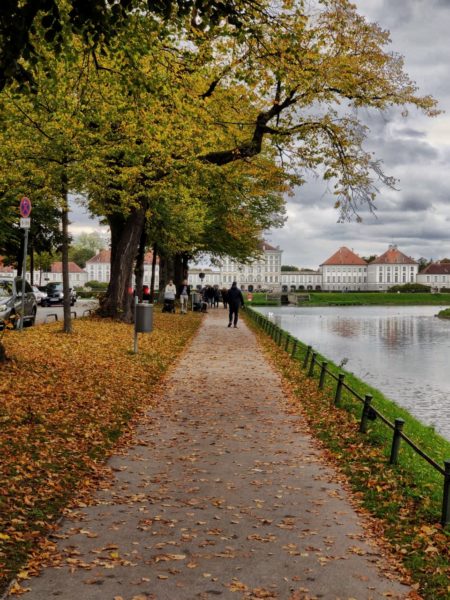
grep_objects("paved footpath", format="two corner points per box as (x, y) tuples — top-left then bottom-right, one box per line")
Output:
(12, 311), (414, 600)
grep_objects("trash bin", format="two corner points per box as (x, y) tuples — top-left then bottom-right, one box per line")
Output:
(191, 292), (200, 311)
(135, 303), (153, 333)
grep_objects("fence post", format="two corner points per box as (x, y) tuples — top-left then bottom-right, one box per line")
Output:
(308, 352), (317, 377)
(277, 329), (282, 346)
(442, 460), (450, 527)
(334, 373), (345, 406)
(291, 339), (298, 358)
(359, 394), (373, 433)
(319, 362), (328, 390)
(389, 418), (405, 465)
(284, 334), (290, 352)
(303, 345), (312, 369)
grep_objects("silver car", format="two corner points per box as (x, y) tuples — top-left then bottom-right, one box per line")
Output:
(0, 277), (37, 328)
(31, 285), (47, 305)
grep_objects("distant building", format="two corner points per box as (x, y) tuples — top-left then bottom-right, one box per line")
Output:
(367, 245), (418, 291)
(320, 247), (368, 291)
(219, 241), (282, 291)
(46, 261), (88, 288)
(188, 268), (221, 289)
(85, 250), (159, 287)
(417, 262), (450, 291)
(281, 270), (322, 291)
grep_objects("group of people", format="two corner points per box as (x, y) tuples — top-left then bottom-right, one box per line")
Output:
(163, 280), (245, 327)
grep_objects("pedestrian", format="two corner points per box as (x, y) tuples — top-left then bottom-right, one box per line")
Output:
(163, 279), (177, 313)
(227, 281), (245, 328)
(213, 286), (220, 308)
(221, 287), (228, 309)
(178, 279), (190, 314)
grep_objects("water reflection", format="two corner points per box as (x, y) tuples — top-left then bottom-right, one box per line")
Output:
(258, 306), (450, 440)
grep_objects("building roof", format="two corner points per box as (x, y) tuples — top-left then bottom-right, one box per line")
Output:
(86, 250), (157, 265)
(420, 262), (450, 275)
(51, 261), (85, 273)
(371, 245), (418, 265)
(259, 240), (280, 252)
(321, 247), (367, 266)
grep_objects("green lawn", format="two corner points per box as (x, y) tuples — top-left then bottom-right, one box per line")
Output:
(244, 291), (450, 306)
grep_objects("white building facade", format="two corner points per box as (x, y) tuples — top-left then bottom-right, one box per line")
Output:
(281, 270), (322, 291)
(367, 245), (418, 291)
(320, 247), (368, 291)
(417, 262), (450, 291)
(219, 241), (283, 291)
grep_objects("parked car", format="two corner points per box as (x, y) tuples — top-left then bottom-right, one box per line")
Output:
(31, 285), (47, 305)
(42, 282), (77, 306)
(0, 277), (37, 328)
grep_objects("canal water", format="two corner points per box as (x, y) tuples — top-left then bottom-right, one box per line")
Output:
(255, 305), (450, 440)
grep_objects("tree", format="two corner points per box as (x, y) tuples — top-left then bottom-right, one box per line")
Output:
(281, 265), (300, 272)
(69, 232), (106, 267)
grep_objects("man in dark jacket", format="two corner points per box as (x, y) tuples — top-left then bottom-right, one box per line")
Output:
(227, 281), (245, 328)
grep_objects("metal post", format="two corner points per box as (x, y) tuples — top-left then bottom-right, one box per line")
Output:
(308, 352), (317, 377)
(20, 228), (29, 332)
(284, 334), (290, 352)
(441, 460), (450, 527)
(278, 329), (283, 346)
(334, 373), (345, 406)
(359, 394), (373, 433)
(303, 345), (312, 369)
(319, 362), (328, 390)
(291, 339), (298, 358)
(389, 418), (405, 465)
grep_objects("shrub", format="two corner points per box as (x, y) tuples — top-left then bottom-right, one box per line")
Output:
(388, 283), (431, 293)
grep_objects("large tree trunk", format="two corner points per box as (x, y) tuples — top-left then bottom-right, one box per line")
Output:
(100, 206), (146, 322)
(158, 252), (175, 303)
(134, 224), (147, 302)
(149, 243), (158, 304)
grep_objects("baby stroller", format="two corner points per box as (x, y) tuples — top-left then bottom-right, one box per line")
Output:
(162, 298), (176, 313)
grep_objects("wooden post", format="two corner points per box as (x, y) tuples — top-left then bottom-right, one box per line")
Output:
(308, 352), (317, 377)
(389, 418), (405, 465)
(359, 394), (373, 433)
(319, 362), (328, 390)
(334, 373), (345, 406)
(284, 334), (290, 352)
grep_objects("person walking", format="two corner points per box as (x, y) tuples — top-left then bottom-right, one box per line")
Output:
(178, 279), (190, 314)
(227, 281), (245, 328)
(163, 279), (177, 313)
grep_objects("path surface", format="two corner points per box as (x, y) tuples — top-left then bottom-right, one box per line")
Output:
(12, 310), (412, 600)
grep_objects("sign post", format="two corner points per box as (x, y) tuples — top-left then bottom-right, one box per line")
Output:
(19, 197), (32, 331)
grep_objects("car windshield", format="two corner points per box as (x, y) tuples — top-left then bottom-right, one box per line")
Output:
(0, 281), (13, 298)
(47, 283), (62, 292)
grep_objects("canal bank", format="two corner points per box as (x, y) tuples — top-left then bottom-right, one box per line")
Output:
(245, 308), (450, 598)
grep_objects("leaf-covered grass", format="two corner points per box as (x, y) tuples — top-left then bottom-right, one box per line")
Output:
(0, 311), (202, 593)
(245, 311), (450, 599)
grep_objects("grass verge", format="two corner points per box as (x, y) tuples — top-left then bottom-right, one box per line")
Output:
(0, 311), (202, 594)
(245, 310), (450, 599)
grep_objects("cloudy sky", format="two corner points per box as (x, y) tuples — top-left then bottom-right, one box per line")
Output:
(71, 0), (450, 268)
(269, 0), (450, 268)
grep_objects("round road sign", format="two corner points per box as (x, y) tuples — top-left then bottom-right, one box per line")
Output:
(19, 197), (32, 218)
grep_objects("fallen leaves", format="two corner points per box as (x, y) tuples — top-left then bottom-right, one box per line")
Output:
(0, 312), (202, 592)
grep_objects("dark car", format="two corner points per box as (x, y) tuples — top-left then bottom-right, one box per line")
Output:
(0, 277), (37, 328)
(42, 282), (77, 306)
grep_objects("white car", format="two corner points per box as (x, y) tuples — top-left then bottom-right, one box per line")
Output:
(31, 285), (47, 305)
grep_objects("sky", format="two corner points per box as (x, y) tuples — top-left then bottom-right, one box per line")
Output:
(70, 0), (450, 269)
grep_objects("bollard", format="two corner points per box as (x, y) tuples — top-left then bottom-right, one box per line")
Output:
(291, 339), (298, 358)
(319, 362), (328, 390)
(303, 345), (312, 369)
(389, 418), (405, 465)
(308, 352), (317, 377)
(334, 373), (345, 406)
(359, 394), (373, 433)
(442, 460), (450, 527)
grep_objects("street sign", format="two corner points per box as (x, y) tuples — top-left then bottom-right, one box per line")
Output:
(19, 197), (32, 218)
(20, 217), (31, 229)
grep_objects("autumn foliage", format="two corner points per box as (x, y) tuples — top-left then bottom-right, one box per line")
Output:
(0, 312), (202, 592)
